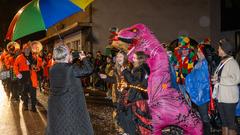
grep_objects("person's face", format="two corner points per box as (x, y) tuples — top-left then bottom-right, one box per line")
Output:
(48, 54), (52, 59)
(218, 46), (225, 57)
(9, 49), (14, 55)
(96, 52), (101, 57)
(39, 51), (43, 57)
(133, 54), (138, 64)
(67, 53), (72, 63)
(24, 48), (31, 56)
(197, 49), (205, 60)
(87, 53), (92, 57)
(116, 53), (124, 65)
(107, 57), (112, 63)
(181, 48), (189, 57)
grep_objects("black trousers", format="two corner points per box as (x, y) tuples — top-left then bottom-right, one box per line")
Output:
(198, 102), (211, 135)
(22, 83), (36, 108)
(10, 80), (20, 100)
(20, 71), (36, 108)
(218, 102), (237, 129)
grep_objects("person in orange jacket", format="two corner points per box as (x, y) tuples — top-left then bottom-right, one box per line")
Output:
(14, 43), (38, 112)
(5, 45), (21, 101)
(0, 49), (8, 67)
(43, 53), (53, 79)
(3, 45), (15, 97)
(0, 49), (9, 89)
(36, 51), (44, 92)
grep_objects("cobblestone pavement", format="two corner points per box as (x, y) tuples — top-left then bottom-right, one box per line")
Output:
(37, 90), (117, 135)
(37, 91), (117, 135)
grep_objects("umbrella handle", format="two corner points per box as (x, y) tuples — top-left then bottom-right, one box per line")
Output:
(54, 26), (63, 42)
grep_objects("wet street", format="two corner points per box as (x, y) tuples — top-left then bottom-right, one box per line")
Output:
(0, 81), (46, 135)
(1, 80), (239, 135)
(0, 81), (116, 135)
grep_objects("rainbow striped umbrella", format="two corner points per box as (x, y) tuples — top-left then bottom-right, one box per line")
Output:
(6, 0), (93, 41)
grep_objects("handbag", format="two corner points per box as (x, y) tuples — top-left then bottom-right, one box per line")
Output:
(212, 57), (233, 99)
(212, 83), (219, 99)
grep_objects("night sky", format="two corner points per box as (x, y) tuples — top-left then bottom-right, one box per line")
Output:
(0, 0), (31, 46)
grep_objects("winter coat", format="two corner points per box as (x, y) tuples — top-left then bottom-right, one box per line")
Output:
(217, 57), (240, 103)
(46, 58), (94, 135)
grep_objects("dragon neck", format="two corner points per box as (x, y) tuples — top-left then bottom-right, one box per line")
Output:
(135, 35), (169, 74)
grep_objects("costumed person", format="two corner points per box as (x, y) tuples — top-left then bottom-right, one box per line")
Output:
(46, 45), (94, 135)
(0, 49), (9, 90)
(5, 42), (20, 101)
(4, 44), (15, 98)
(185, 44), (212, 135)
(112, 24), (202, 135)
(42, 52), (53, 93)
(105, 56), (114, 99)
(31, 41), (44, 92)
(170, 36), (198, 106)
(196, 39), (222, 131)
(3, 44), (17, 96)
(36, 51), (44, 92)
(99, 50), (136, 134)
(121, 51), (152, 134)
(211, 38), (240, 135)
(14, 43), (38, 111)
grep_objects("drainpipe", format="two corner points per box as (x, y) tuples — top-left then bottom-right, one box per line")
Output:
(89, 3), (93, 53)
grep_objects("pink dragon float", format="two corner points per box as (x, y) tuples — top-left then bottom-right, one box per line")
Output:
(112, 24), (203, 135)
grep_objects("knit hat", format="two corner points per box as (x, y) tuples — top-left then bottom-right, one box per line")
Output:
(218, 38), (234, 55)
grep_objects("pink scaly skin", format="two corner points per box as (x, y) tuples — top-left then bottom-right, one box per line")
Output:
(116, 24), (202, 135)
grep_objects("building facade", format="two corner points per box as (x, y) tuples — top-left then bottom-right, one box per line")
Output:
(40, 0), (240, 55)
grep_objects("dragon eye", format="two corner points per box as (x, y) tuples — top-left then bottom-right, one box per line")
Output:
(131, 28), (138, 33)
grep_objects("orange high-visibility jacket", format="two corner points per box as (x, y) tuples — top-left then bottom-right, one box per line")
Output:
(0, 51), (9, 70)
(5, 55), (15, 70)
(0, 51), (8, 62)
(43, 58), (54, 79)
(14, 54), (38, 88)
(37, 57), (43, 69)
(4, 54), (11, 70)
(32, 54), (42, 72)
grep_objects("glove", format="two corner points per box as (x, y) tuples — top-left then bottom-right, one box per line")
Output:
(17, 74), (22, 79)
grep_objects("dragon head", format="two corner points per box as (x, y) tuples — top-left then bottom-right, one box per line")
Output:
(112, 23), (163, 62)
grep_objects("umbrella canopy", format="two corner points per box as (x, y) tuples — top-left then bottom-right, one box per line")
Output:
(6, 0), (93, 41)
